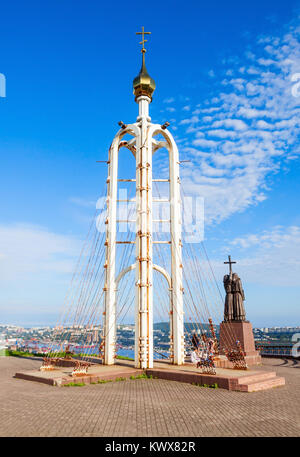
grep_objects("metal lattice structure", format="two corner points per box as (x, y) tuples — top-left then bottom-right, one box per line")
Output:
(103, 33), (184, 369)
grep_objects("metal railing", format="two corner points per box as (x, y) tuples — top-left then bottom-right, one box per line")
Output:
(255, 343), (295, 358)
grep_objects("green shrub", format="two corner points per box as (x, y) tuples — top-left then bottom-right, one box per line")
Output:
(7, 350), (69, 358)
(192, 382), (219, 389)
(116, 355), (134, 361)
(135, 373), (148, 379)
(130, 373), (154, 380)
(63, 382), (85, 387)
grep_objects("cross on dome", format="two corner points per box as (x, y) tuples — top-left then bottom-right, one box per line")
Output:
(136, 26), (151, 53)
(133, 27), (156, 101)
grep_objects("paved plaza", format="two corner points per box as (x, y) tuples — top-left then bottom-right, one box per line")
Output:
(0, 356), (299, 437)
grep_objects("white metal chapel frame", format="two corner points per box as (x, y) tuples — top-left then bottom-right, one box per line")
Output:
(103, 90), (184, 369)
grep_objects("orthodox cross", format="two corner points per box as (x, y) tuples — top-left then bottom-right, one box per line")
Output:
(136, 26), (151, 53)
(224, 255), (236, 275)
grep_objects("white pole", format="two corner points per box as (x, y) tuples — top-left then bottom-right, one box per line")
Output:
(147, 125), (185, 366)
(104, 139), (118, 365)
(169, 135), (184, 365)
(135, 95), (153, 369)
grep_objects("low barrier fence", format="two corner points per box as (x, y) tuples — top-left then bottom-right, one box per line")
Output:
(255, 343), (298, 358)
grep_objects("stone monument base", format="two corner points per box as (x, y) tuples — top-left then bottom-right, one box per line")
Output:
(219, 321), (261, 366)
(15, 358), (285, 391)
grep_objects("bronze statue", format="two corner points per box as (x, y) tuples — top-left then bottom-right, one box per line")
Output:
(223, 256), (246, 322)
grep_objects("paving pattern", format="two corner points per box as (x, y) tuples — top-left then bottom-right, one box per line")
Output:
(0, 356), (299, 437)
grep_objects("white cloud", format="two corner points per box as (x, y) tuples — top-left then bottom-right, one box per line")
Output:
(225, 226), (300, 286)
(275, 119), (299, 129)
(237, 107), (269, 119)
(70, 197), (96, 208)
(192, 138), (218, 148)
(230, 225), (300, 249)
(175, 21), (300, 224)
(256, 120), (273, 129)
(163, 97), (175, 103)
(179, 116), (199, 125)
(257, 58), (277, 66)
(185, 125), (200, 134)
(0, 223), (81, 281)
(247, 66), (260, 75)
(0, 223), (87, 322)
(199, 107), (221, 113)
(202, 116), (213, 123)
(212, 119), (248, 131)
(222, 78), (245, 91)
(246, 82), (263, 95)
(207, 129), (237, 139)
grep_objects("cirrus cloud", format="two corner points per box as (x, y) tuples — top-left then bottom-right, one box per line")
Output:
(174, 20), (300, 224)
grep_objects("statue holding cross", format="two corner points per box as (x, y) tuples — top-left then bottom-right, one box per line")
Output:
(223, 255), (246, 322)
(219, 255), (261, 366)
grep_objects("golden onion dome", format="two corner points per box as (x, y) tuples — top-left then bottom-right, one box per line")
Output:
(133, 52), (156, 101)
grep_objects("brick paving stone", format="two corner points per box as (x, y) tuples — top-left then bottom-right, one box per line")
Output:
(0, 356), (299, 437)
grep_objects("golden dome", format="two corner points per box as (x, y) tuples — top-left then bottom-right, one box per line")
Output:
(133, 52), (156, 101)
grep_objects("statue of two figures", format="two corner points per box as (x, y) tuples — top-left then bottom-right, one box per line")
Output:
(222, 256), (249, 369)
(223, 255), (247, 322)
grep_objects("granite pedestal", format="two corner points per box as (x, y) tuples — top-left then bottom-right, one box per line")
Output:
(219, 321), (262, 366)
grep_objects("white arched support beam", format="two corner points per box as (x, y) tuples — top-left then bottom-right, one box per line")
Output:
(151, 138), (168, 154)
(116, 263), (171, 289)
(148, 125), (185, 365)
(119, 138), (137, 158)
(103, 124), (139, 365)
(116, 262), (173, 364)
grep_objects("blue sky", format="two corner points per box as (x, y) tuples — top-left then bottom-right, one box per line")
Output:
(0, 0), (299, 327)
